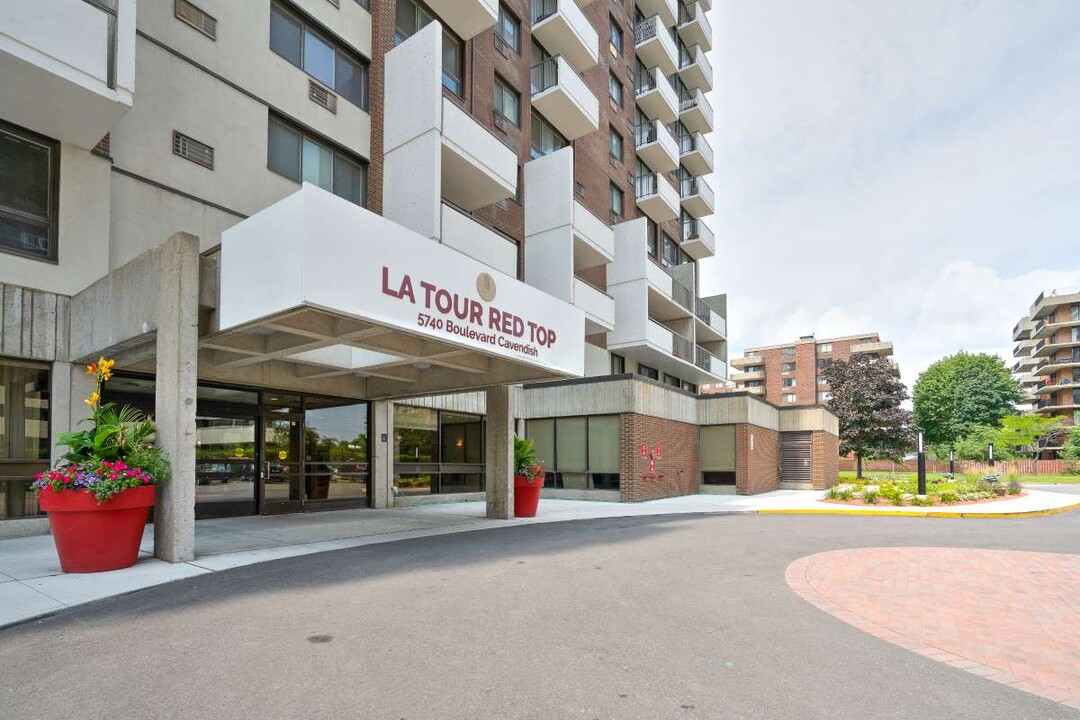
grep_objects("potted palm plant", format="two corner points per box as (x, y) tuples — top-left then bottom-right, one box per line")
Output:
(32, 358), (169, 573)
(513, 436), (546, 518)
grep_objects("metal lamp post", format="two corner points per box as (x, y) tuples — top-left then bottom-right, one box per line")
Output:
(949, 448), (955, 476)
(988, 442), (995, 468)
(917, 430), (927, 496)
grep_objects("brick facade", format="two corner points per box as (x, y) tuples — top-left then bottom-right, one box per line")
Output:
(619, 413), (700, 502)
(735, 424), (779, 495)
(811, 431), (840, 490)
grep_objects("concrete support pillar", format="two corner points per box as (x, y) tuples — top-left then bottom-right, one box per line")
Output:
(370, 400), (395, 509)
(153, 233), (200, 563)
(485, 385), (514, 519)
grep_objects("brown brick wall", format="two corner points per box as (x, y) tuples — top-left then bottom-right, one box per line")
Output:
(742, 334), (886, 406)
(619, 413), (700, 501)
(735, 424), (779, 495)
(811, 431), (840, 490)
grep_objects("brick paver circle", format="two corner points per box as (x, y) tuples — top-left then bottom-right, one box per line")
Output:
(786, 547), (1080, 710)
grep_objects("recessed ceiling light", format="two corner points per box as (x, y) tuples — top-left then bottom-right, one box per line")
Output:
(413, 362), (431, 370)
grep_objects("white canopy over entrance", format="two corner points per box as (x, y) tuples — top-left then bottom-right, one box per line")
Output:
(203, 184), (585, 400)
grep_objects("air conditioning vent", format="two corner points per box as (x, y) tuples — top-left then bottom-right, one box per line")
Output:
(494, 34), (511, 57)
(172, 131), (214, 169)
(309, 81), (338, 114)
(574, 181), (585, 198)
(493, 111), (508, 131)
(175, 0), (217, 39)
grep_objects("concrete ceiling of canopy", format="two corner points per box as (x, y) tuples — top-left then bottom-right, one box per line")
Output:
(197, 306), (575, 400)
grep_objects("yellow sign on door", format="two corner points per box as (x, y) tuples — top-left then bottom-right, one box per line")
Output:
(278, 450), (288, 461)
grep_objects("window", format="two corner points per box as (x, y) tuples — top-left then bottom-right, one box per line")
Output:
(493, 75), (520, 126)
(609, 127), (623, 162)
(608, 72), (623, 105)
(638, 364), (659, 380)
(817, 358), (833, 369)
(817, 342), (833, 353)
(0, 360), (51, 519)
(611, 354), (625, 375)
(664, 373), (682, 388)
(683, 381), (698, 393)
(646, 219), (659, 259)
(1072, 305), (1080, 322)
(268, 115), (367, 207)
(817, 391), (832, 402)
(0, 121), (58, 262)
(270, 2), (369, 109)
(746, 380), (763, 388)
(609, 182), (624, 219)
(701, 425), (736, 486)
(395, 0), (463, 96)
(746, 365), (762, 373)
(781, 362), (796, 372)
(782, 393), (797, 403)
(661, 233), (679, 267)
(526, 416), (620, 490)
(782, 378), (796, 388)
(608, 16), (623, 57)
(530, 112), (568, 158)
(496, 4), (521, 53)
(781, 346), (796, 357)
(817, 375), (828, 385)
(394, 406), (485, 494)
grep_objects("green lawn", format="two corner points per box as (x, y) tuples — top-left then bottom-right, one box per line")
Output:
(838, 470), (1080, 485)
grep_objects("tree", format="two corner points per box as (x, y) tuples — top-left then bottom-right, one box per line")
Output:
(912, 352), (1022, 448)
(996, 414), (1066, 465)
(953, 424), (1015, 462)
(1061, 427), (1080, 464)
(824, 354), (915, 478)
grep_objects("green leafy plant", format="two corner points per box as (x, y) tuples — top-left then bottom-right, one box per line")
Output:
(911, 495), (934, 507)
(513, 436), (545, 481)
(862, 488), (879, 505)
(33, 358), (169, 502)
(937, 490), (959, 504)
(1007, 479), (1022, 495)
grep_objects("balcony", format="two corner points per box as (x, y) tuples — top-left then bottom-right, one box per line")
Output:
(0, 0), (135, 149)
(1014, 339), (1035, 357)
(635, 14), (678, 76)
(384, 26), (518, 227)
(680, 176), (715, 218)
(440, 203), (518, 276)
(425, 0), (497, 39)
(635, 0), (677, 28)
(531, 0), (599, 71)
(678, 44), (713, 92)
(635, 66), (679, 123)
(634, 173), (680, 222)
(574, 277), (615, 334)
(1035, 337), (1080, 358)
(1014, 355), (1038, 372)
(745, 386), (765, 396)
(635, 120), (679, 172)
(694, 295), (726, 340)
(1013, 318), (1033, 341)
(677, 2), (713, 51)
(681, 218), (715, 260)
(679, 88), (714, 134)
(851, 340), (894, 357)
(531, 56), (600, 140)
(730, 356), (760, 369)
(695, 345), (726, 379)
(1032, 315), (1080, 339)
(732, 370), (764, 382)
(679, 131), (714, 176)
(1030, 288), (1080, 320)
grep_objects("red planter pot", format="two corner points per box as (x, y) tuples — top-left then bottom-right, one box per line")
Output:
(39, 485), (156, 573)
(514, 475), (543, 518)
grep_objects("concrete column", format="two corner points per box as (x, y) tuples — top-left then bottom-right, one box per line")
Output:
(370, 400), (395, 509)
(153, 233), (200, 563)
(485, 385), (514, 519)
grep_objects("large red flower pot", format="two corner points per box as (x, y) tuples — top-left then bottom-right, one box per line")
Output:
(514, 475), (543, 518)
(39, 485), (156, 573)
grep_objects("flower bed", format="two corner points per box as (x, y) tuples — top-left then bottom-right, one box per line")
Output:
(823, 474), (1024, 507)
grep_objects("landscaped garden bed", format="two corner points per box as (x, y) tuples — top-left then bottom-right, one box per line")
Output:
(823, 474), (1025, 507)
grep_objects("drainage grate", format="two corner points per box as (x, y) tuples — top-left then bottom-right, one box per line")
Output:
(309, 80), (338, 114)
(174, 0), (217, 39)
(172, 131), (214, 169)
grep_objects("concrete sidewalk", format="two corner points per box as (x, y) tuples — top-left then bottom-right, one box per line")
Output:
(2, 489), (1077, 629)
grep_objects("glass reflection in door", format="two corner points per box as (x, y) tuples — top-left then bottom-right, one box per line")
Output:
(262, 416), (302, 506)
(195, 416), (257, 516)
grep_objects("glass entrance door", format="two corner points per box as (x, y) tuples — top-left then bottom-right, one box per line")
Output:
(260, 415), (303, 513)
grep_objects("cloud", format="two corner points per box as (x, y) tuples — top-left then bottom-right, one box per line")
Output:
(699, 0), (1080, 387)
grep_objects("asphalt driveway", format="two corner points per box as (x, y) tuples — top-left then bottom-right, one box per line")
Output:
(3, 512), (1079, 720)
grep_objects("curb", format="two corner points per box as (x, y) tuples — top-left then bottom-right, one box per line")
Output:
(758, 501), (1080, 519)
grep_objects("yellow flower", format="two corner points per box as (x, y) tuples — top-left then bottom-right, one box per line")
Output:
(95, 357), (115, 382)
(85, 391), (100, 409)
(86, 362), (97, 375)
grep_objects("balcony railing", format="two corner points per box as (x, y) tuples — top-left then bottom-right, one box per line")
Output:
(531, 0), (558, 23)
(530, 56), (559, 94)
(694, 344), (719, 371)
(634, 121), (657, 146)
(673, 331), (693, 362)
(634, 173), (658, 199)
(634, 14), (660, 44)
(85, 0), (119, 89)
(1035, 339), (1046, 355)
(677, 131), (696, 154)
(694, 297), (712, 324)
(635, 67), (657, 95)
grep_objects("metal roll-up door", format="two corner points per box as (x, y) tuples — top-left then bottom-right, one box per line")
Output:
(780, 431), (813, 484)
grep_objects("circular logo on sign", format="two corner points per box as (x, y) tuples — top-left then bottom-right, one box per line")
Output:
(476, 272), (497, 302)
(278, 450), (288, 461)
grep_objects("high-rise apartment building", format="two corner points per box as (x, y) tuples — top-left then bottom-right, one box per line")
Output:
(1012, 289), (1080, 427)
(729, 333), (897, 406)
(0, 0), (839, 554)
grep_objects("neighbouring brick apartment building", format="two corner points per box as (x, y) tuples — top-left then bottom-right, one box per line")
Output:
(728, 333), (898, 406)
(1012, 288), (1080, 429)
(0, 0), (838, 554)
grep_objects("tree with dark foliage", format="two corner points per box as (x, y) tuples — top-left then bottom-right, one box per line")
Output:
(824, 354), (915, 478)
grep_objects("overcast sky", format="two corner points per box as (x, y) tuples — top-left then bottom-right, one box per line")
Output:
(698, 0), (1080, 388)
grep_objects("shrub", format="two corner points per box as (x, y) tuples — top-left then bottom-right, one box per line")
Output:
(862, 488), (879, 505)
(881, 484), (905, 506)
(836, 486), (854, 501)
(937, 490), (959, 504)
(911, 495), (934, 507)
(1007, 479), (1022, 495)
